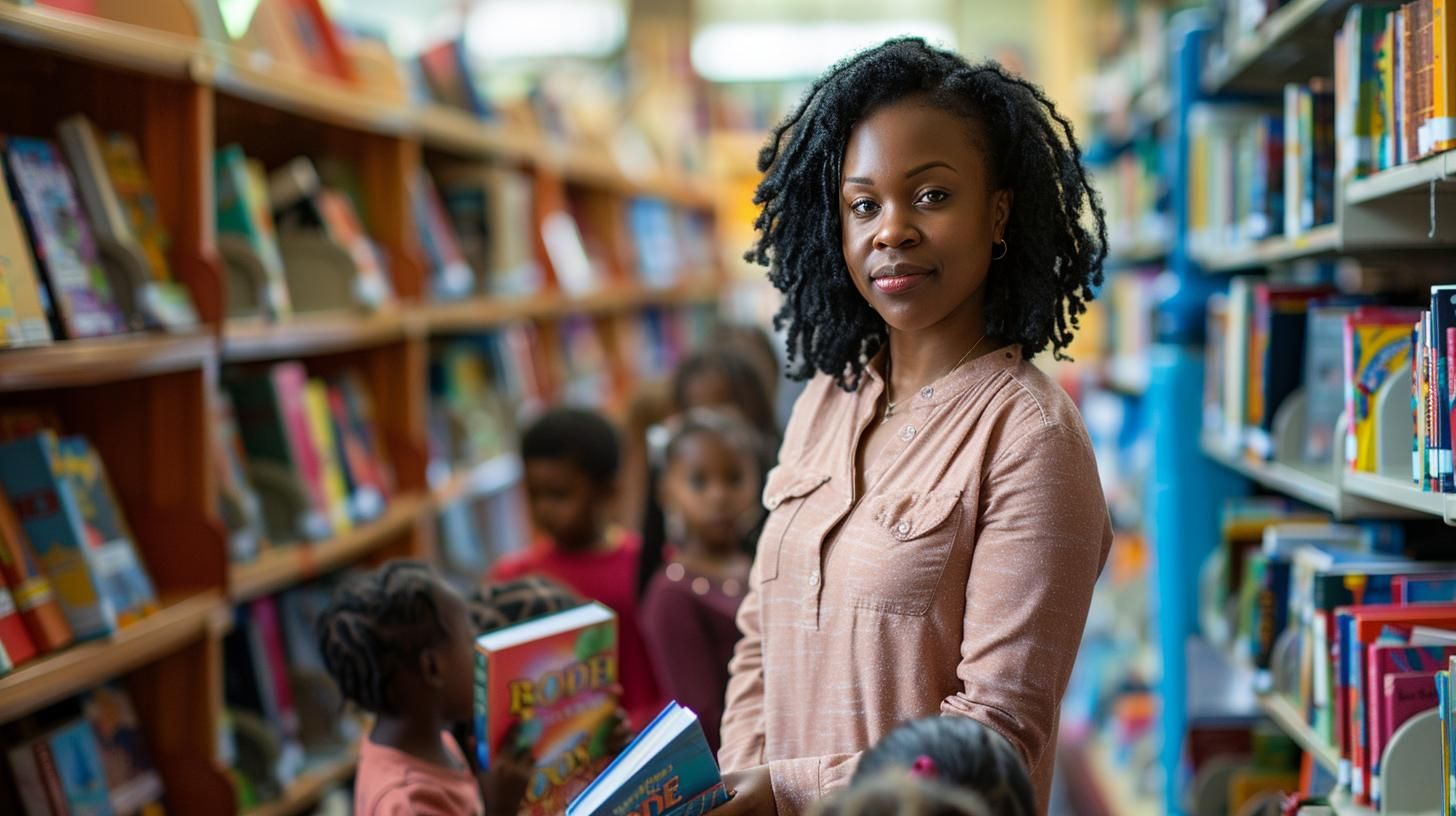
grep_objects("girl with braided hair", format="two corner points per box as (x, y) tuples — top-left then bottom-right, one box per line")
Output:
(715, 38), (1111, 815)
(317, 561), (533, 815)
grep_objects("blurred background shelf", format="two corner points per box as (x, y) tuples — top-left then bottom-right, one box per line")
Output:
(0, 332), (215, 391)
(224, 313), (411, 362)
(240, 747), (360, 816)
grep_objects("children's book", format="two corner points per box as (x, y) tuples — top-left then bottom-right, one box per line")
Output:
(302, 380), (351, 535)
(0, 433), (157, 640)
(0, 566), (37, 674)
(410, 167), (475, 300)
(1345, 308), (1421, 470)
(1395, 572), (1456, 603)
(1373, 670), (1440, 806)
(3, 136), (127, 339)
(84, 684), (165, 816)
(1362, 643), (1455, 804)
(474, 601), (620, 816)
(0, 486), (72, 652)
(567, 702), (730, 816)
(215, 144), (291, 320)
(0, 159), (53, 348)
(7, 718), (113, 816)
(225, 363), (333, 542)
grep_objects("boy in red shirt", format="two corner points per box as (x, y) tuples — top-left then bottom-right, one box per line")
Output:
(490, 407), (661, 727)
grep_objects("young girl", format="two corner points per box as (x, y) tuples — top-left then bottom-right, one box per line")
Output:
(640, 409), (765, 753)
(808, 777), (992, 816)
(317, 561), (533, 816)
(717, 39), (1111, 816)
(853, 717), (1036, 816)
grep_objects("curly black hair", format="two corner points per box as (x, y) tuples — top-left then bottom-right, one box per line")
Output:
(316, 560), (450, 717)
(853, 716), (1035, 816)
(520, 406), (620, 486)
(748, 37), (1107, 389)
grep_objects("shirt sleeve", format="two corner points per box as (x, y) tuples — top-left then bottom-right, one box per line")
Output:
(641, 580), (725, 750)
(940, 422), (1112, 777)
(717, 548), (767, 772)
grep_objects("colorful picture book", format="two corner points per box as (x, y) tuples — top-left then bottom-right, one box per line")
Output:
(567, 701), (730, 816)
(474, 601), (620, 816)
(7, 717), (112, 816)
(84, 684), (166, 816)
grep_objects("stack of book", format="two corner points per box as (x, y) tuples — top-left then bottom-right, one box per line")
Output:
(6, 684), (168, 816)
(0, 115), (200, 348)
(223, 364), (394, 551)
(0, 420), (158, 663)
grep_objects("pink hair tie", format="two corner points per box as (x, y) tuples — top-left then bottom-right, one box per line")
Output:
(909, 755), (938, 779)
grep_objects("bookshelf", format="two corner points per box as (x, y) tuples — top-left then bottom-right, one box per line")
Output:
(1201, 0), (1353, 93)
(0, 3), (726, 814)
(1194, 223), (1340, 273)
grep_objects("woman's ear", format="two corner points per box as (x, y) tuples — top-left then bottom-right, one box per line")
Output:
(993, 189), (1014, 243)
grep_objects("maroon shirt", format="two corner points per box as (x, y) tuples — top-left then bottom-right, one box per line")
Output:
(640, 561), (745, 754)
(491, 528), (663, 728)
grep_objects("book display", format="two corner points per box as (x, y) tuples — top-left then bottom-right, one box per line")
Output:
(0, 1), (724, 813)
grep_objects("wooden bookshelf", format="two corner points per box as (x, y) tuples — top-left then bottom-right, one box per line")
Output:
(229, 493), (429, 603)
(0, 2), (202, 80)
(0, 332), (216, 391)
(416, 104), (545, 166)
(211, 54), (413, 137)
(0, 592), (223, 723)
(421, 280), (719, 334)
(242, 747), (360, 816)
(223, 313), (412, 363)
(432, 454), (524, 508)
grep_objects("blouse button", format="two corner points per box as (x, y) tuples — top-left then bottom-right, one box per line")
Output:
(895, 521), (911, 536)
(900, 425), (916, 442)
(808, 569), (820, 587)
(919, 386), (934, 400)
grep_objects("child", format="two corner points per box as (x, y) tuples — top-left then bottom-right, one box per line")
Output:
(640, 409), (765, 753)
(489, 407), (660, 727)
(637, 348), (777, 595)
(317, 561), (534, 816)
(809, 776), (992, 816)
(852, 716), (1036, 816)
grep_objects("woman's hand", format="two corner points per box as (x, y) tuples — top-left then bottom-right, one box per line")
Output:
(713, 766), (777, 815)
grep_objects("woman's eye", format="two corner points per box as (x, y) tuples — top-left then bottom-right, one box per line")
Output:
(850, 198), (879, 216)
(918, 189), (948, 205)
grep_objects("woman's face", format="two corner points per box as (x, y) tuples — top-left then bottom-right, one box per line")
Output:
(839, 98), (1011, 336)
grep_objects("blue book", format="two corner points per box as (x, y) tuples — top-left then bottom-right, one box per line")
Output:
(568, 702), (731, 816)
(7, 718), (112, 815)
(0, 432), (156, 639)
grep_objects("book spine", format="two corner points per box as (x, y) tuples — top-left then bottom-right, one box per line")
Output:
(0, 488), (72, 651)
(0, 574), (37, 671)
(303, 380), (351, 534)
(1416, 323), (1425, 485)
(1435, 0), (1456, 152)
(271, 364), (333, 536)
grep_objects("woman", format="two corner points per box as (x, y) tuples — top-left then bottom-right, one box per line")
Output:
(715, 39), (1112, 816)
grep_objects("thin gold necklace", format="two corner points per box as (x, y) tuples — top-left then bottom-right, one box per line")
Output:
(883, 332), (988, 422)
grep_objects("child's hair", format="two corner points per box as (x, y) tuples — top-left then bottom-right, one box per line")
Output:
(669, 349), (778, 441)
(809, 775), (991, 816)
(468, 575), (583, 634)
(520, 406), (620, 485)
(749, 37), (1107, 389)
(853, 716), (1035, 816)
(662, 406), (771, 474)
(316, 561), (451, 717)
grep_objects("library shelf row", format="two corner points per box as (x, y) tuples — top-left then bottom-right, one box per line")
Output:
(1202, 0), (1356, 94)
(0, 4), (715, 209)
(1105, 241), (1169, 270)
(1199, 434), (1450, 523)
(229, 492), (430, 604)
(1257, 694), (1377, 816)
(0, 591), (223, 723)
(0, 281), (722, 384)
(1193, 223), (1340, 273)
(240, 746), (362, 816)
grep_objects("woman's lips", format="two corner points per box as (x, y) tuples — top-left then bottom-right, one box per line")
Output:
(872, 271), (931, 294)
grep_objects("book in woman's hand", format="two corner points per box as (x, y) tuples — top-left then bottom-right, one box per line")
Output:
(568, 701), (731, 816)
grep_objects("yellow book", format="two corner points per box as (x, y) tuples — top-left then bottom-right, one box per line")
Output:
(304, 380), (352, 534)
(1433, 0), (1456, 152)
(0, 183), (51, 348)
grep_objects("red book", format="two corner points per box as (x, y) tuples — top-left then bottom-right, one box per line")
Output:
(271, 363), (333, 537)
(1362, 644), (1455, 802)
(0, 569), (38, 672)
(473, 602), (619, 816)
(1376, 671), (1440, 805)
(0, 488), (72, 652)
(279, 0), (356, 83)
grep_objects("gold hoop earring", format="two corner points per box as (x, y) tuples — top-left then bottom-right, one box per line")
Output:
(991, 239), (1009, 261)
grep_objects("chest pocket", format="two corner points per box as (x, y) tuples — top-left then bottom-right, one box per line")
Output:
(848, 489), (964, 616)
(754, 468), (831, 583)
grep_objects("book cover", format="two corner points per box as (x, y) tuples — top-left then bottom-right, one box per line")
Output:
(0, 158), (53, 348)
(0, 433), (138, 639)
(332, 373), (393, 498)
(215, 144), (291, 320)
(568, 702), (730, 816)
(1438, 669), (1450, 816)
(8, 718), (113, 816)
(84, 684), (165, 816)
(52, 436), (158, 629)
(1396, 572), (1456, 602)
(0, 567), (38, 673)
(1305, 305), (1358, 465)
(1378, 11), (1398, 171)
(1248, 285), (1331, 458)
(314, 189), (392, 309)
(417, 38), (491, 117)
(325, 384), (384, 523)
(1343, 5), (1403, 180)
(302, 380), (351, 534)
(278, 0), (355, 83)
(410, 167), (475, 300)
(250, 596), (302, 750)
(0, 486), (72, 651)
(1433, 0), (1456, 153)
(1363, 645), (1454, 804)
(225, 365), (331, 542)
(474, 602), (620, 816)
(1345, 309), (1421, 470)
(3, 136), (126, 338)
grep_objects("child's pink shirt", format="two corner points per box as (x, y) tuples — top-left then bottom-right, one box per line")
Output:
(354, 731), (482, 816)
